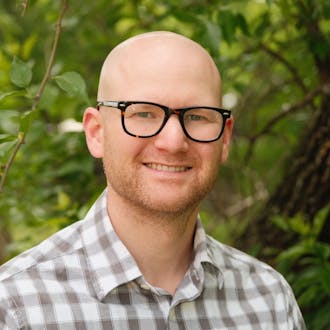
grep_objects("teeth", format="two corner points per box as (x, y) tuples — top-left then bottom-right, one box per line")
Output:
(146, 163), (189, 172)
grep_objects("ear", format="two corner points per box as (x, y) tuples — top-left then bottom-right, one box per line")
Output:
(220, 116), (234, 163)
(83, 107), (104, 158)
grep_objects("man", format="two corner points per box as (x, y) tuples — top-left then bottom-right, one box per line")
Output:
(0, 31), (305, 329)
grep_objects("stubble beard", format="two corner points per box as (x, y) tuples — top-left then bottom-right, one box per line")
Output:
(102, 158), (219, 225)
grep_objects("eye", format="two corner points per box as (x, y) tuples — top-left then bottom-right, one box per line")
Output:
(186, 114), (204, 121)
(126, 110), (160, 120)
(125, 104), (164, 120)
(185, 109), (221, 124)
(185, 113), (210, 123)
(134, 111), (154, 118)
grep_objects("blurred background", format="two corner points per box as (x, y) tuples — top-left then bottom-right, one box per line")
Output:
(0, 0), (329, 328)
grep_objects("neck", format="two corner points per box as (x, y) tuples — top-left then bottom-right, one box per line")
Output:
(106, 190), (199, 295)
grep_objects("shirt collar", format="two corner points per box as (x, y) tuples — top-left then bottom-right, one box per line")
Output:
(81, 190), (223, 301)
(81, 190), (142, 301)
(192, 218), (223, 285)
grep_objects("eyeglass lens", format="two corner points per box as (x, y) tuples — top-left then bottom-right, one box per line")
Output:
(123, 103), (224, 142)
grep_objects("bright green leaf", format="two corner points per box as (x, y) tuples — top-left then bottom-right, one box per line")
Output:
(10, 57), (33, 88)
(54, 71), (89, 103)
(38, 85), (59, 111)
(0, 110), (21, 134)
(0, 134), (16, 143)
(0, 139), (18, 159)
(312, 206), (330, 236)
(19, 111), (34, 134)
(204, 21), (221, 53)
(277, 244), (307, 263)
(57, 191), (71, 210)
(0, 91), (17, 101)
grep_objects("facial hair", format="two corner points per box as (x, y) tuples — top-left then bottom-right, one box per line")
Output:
(102, 153), (221, 223)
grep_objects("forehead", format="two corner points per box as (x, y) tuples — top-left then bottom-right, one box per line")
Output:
(98, 33), (221, 105)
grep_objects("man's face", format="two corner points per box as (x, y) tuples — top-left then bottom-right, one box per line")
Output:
(87, 35), (232, 216)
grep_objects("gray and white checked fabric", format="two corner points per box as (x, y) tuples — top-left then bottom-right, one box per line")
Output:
(0, 190), (305, 329)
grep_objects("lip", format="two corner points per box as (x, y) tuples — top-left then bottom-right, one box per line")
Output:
(144, 163), (191, 173)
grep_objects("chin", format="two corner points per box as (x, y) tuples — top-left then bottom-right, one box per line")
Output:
(139, 193), (202, 216)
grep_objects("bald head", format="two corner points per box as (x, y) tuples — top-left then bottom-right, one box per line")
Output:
(97, 31), (222, 107)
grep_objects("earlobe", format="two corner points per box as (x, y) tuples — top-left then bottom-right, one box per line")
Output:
(83, 107), (104, 158)
(220, 117), (234, 163)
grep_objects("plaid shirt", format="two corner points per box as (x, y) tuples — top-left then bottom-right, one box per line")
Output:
(0, 190), (305, 329)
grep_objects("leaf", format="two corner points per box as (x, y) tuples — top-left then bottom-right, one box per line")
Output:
(277, 243), (307, 264)
(204, 21), (221, 53)
(236, 13), (249, 36)
(0, 91), (17, 101)
(0, 139), (18, 159)
(254, 12), (271, 37)
(57, 191), (71, 210)
(10, 57), (33, 88)
(219, 11), (237, 44)
(19, 111), (34, 134)
(297, 285), (321, 306)
(0, 110), (21, 134)
(38, 85), (59, 111)
(171, 8), (196, 23)
(289, 214), (310, 236)
(320, 266), (330, 294)
(271, 214), (290, 232)
(0, 134), (16, 144)
(54, 71), (89, 103)
(312, 206), (330, 236)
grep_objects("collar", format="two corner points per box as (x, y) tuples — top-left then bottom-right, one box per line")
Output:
(81, 190), (223, 301)
(81, 190), (142, 301)
(191, 218), (224, 288)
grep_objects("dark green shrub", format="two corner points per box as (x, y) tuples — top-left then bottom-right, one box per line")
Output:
(274, 208), (330, 330)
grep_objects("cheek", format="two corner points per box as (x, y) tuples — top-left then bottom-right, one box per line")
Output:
(201, 143), (223, 169)
(103, 131), (145, 163)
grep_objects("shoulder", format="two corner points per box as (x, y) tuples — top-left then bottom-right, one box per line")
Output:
(0, 218), (84, 282)
(205, 235), (291, 292)
(207, 234), (274, 272)
(0, 219), (87, 327)
(203, 235), (305, 328)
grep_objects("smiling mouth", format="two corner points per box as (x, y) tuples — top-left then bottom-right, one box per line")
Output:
(144, 163), (191, 172)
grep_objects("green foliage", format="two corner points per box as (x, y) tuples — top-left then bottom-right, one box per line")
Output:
(0, 0), (260, 258)
(275, 208), (330, 330)
(54, 71), (89, 103)
(10, 57), (33, 88)
(0, 6), (328, 327)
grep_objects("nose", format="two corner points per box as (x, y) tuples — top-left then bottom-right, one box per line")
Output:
(153, 114), (189, 153)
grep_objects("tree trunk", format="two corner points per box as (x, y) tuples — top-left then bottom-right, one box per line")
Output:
(0, 225), (11, 264)
(238, 2), (330, 261)
(239, 76), (330, 261)
(239, 93), (330, 256)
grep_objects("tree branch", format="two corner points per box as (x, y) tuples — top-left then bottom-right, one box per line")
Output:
(19, 0), (29, 16)
(260, 43), (308, 93)
(0, 134), (25, 194)
(253, 85), (322, 140)
(33, 0), (68, 108)
(244, 85), (323, 162)
(0, 0), (68, 194)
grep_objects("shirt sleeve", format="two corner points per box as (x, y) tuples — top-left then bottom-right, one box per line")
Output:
(283, 279), (306, 330)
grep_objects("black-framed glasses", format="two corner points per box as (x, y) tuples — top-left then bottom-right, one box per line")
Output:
(97, 101), (231, 143)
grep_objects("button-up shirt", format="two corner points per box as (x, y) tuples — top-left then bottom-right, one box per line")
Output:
(0, 190), (305, 329)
